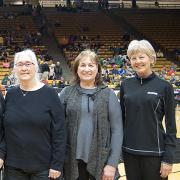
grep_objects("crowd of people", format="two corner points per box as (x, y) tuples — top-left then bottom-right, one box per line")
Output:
(0, 3), (179, 180)
(0, 40), (177, 180)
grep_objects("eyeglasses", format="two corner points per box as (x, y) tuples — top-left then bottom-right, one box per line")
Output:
(15, 62), (35, 68)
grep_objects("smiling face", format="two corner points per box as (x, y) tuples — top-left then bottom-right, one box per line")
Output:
(77, 56), (98, 85)
(130, 52), (154, 78)
(127, 40), (156, 78)
(14, 54), (36, 83)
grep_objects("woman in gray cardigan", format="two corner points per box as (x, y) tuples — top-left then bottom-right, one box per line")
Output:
(59, 49), (123, 180)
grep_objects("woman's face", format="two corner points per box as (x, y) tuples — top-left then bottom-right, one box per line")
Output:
(15, 55), (36, 82)
(130, 52), (154, 77)
(77, 57), (98, 84)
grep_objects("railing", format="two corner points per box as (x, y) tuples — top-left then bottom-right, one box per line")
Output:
(2, 0), (180, 9)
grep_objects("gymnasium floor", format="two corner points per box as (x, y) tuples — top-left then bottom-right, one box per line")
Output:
(118, 106), (180, 180)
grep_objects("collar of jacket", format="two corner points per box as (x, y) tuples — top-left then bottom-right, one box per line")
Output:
(135, 72), (156, 85)
(75, 84), (107, 96)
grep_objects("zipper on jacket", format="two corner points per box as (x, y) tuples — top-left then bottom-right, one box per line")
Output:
(141, 78), (142, 85)
(155, 99), (161, 155)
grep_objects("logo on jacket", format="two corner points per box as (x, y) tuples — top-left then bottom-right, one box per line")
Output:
(147, 92), (158, 95)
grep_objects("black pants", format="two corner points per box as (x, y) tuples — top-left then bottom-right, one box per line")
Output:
(123, 152), (168, 180)
(4, 166), (62, 180)
(77, 160), (96, 180)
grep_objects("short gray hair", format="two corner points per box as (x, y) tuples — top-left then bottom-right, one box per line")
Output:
(127, 40), (156, 63)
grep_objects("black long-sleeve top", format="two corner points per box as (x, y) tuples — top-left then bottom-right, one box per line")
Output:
(0, 92), (5, 159)
(120, 73), (177, 164)
(1, 85), (66, 171)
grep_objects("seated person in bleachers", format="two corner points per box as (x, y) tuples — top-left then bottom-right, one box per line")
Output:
(41, 61), (50, 81)
(155, 0), (160, 7)
(111, 65), (119, 75)
(5, 79), (14, 92)
(2, 59), (10, 68)
(167, 67), (175, 76)
(51, 79), (58, 88)
(119, 67), (126, 76)
(170, 62), (177, 72)
(49, 63), (55, 80)
(156, 49), (164, 58)
(169, 73), (179, 84)
(1, 74), (10, 85)
(58, 77), (65, 89)
(115, 55), (123, 67)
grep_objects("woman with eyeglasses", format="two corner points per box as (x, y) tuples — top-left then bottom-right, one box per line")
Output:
(0, 49), (66, 180)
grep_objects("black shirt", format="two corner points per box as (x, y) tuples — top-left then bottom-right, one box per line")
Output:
(0, 92), (5, 159)
(120, 73), (177, 164)
(3, 85), (66, 171)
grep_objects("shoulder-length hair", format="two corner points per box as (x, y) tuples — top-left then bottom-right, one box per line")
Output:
(73, 49), (103, 85)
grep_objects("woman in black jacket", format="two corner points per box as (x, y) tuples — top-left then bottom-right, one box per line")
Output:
(120, 40), (177, 180)
(0, 91), (4, 169)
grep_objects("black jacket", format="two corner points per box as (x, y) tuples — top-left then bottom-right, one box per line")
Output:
(0, 92), (5, 160)
(120, 73), (177, 164)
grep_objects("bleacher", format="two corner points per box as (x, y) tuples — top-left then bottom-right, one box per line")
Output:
(0, 7), (48, 82)
(109, 8), (180, 76)
(44, 11), (127, 68)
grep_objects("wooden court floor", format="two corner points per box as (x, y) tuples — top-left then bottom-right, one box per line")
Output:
(118, 106), (180, 180)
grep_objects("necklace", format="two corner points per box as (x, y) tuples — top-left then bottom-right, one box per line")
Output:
(20, 88), (29, 97)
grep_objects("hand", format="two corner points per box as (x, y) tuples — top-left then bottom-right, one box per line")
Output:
(48, 169), (61, 179)
(160, 162), (172, 178)
(101, 165), (116, 180)
(0, 159), (4, 169)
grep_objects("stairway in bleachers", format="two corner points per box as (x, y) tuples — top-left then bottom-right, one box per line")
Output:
(41, 34), (73, 81)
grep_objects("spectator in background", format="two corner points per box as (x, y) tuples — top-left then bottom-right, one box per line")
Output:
(51, 79), (58, 88)
(54, 61), (63, 80)
(41, 61), (50, 82)
(1, 74), (10, 85)
(0, 49), (66, 180)
(167, 67), (175, 76)
(59, 49), (123, 180)
(170, 62), (177, 72)
(156, 49), (164, 58)
(111, 65), (119, 75)
(155, 0), (160, 7)
(169, 73), (179, 84)
(49, 63), (55, 80)
(2, 59), (10, 68)
(120, 40), (176, 180)
(58, 77), (65, 89)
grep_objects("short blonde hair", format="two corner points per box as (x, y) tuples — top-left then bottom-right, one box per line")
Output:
(127, 40), (156, 63)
